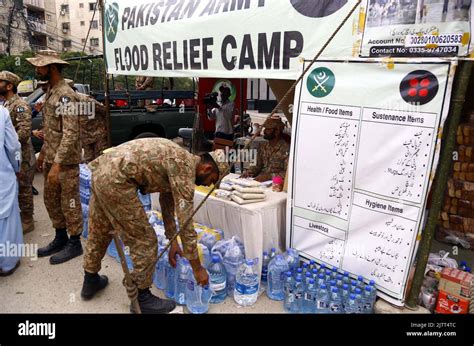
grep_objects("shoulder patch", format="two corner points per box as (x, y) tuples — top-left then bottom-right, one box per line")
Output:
(16, 106), (25, 113)
(60, 96), (71, 103)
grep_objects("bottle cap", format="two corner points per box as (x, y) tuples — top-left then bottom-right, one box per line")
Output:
(312, 269), (318, 274)
(350, 293), (356, 300)
(309, 278), (315, 284)
(365, 286), (372, 292)
(297, 268), (303, 273)
(320, 283), (327, 289)
(296, 277), (302, 282)
(271, 248), (276, 252)
(320, 263), (326, 268)
(344, 271), (349, 277)
(330, 280), (336, 286)
(342, 284), (349, 290)
(310, 260), (315, 265)
(263, 251), (268, 256)
(318, 273), (325, 279)
(369, 280), (375, 286)
(332, 287), (338, 293)
(212, 254), (220, 263)
(246, 259), (254, 265)
(306, 272), (311, 277)
(351, 280), (357, 286)
(325, 270), (331, 275)
(286, 271), (292, 277)
(357, 275), (364, 281)
(303, 263), (308, 268)
(337, 274), (343, 280)
(332, 267), (337, 272)
(355, 288), (362, 294)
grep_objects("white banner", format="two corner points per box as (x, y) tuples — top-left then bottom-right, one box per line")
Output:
(287, 59), (454, 305)
(360, 0), (472, 57)
(103, 0), (362, 79)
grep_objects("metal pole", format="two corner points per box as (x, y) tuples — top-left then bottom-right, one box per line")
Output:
(98, 0), (112, 148)
(405, 60), (473, 309)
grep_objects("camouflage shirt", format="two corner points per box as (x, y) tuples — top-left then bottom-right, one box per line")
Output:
(89, 138), (201, 260)
(135, 76), (154, 90)
(42, 79), (81, 165)
(4, 94), (32, 166)
(76, 92), (106, 145)
(248, 138), (290, 178)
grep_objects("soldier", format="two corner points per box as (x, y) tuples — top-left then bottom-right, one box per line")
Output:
(26, 50), (83, 264)
(81, 138), (229, 314)
(0, 71), (36, 233)
(242, 116), (290, 182)
(65, 79), (108, 163)
(135, 75), (154, 106)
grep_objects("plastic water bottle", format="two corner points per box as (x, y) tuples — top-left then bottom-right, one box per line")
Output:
(361, 286), (375, 313)
(341, 284), (350, 309)
(345, 293), (360, 314)
(261, 251), (271, 290)
(270, 248), (277, 259)
(316, 273), (326, 287)
(292, 277), (304, 313)
(295, 268), (303, 277)
(357, 275), (365, 290)
(336, 274), (344, 287)
(304, 271), (312, 288)
(329, 280), (337, 290)
(329, 287), (343, 314)
(309, 259), (316, 271)
(283, 248), (300, 271)
(223, 246), (244, 297)
(153, 248), (167, 290)
(342, 271), (350, 285)
(185, 274), (212, 314)
(302, 262), (309, 275)
(174, 257), (190, 305)
(165, 259), (176, 300)
(311, 268), (319, 280)
(283, 271), (294, 312)
(267, 254), (290, 301)
(319, 263), (326, 275)
(354, 288), (363, 313)
(325, 269), (332, 282)
(304, 278), (318, 314)
(331, 267), (338, 280)
(234, 259), (259, 306)
(350, 280), (358, 293)
(208, 255), (227, 304)
(315, 283), (329, 313)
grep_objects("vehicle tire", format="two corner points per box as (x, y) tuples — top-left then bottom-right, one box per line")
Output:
(134, 132), (160, 139)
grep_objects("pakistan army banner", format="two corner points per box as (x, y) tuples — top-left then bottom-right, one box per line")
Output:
(102, 0), (362, 79)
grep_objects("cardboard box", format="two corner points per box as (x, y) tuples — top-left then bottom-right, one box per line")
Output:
(435, 290), (469, 314)
(439, 268), (473, 298)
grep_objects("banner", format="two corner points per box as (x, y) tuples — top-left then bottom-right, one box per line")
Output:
(360, 0), (472, 57)
(287, 59), (454, 305)
(103, 0), (362, 79)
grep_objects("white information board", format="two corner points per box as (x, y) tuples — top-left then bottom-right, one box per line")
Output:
(287, 59), (454, 305)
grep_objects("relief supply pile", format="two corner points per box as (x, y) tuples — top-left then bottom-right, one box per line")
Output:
(216, 178), (268, 205)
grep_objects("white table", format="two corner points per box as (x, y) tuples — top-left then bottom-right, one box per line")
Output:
(151, 174), (287, 271)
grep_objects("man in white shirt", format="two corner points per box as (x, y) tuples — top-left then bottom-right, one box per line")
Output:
(209, 85), (234, 141)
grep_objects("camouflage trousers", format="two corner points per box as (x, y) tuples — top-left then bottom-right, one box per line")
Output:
(43, 163), (82, 236)
(18, 161), (35, 220)
(83, 178), (157, 289)
(82, 137), (108, 163)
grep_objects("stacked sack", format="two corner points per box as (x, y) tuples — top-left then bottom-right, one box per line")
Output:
(436, 116), (474, 250)
(79, 164), (92, 238)
(217, 178), (267, 205)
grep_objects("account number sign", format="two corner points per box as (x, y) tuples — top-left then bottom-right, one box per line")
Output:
(287, 60), (454, 305)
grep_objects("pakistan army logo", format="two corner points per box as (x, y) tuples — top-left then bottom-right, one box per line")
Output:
(105, 2), (119, 43)
(307, 67), (335, 98)
(290, 0), (348, 18)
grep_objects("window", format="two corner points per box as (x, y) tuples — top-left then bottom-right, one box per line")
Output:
(47, 14), (51, 21)
(90, 38), (99, 46)
(60, 4), (69, 13)
(80, 21), (85, 26)
(90, 20), (98, 29)
(89, 2), (96, 11)
(63, 40), (72, 48)
(79, 3), (84, 8)
(62, 22), (70, 30)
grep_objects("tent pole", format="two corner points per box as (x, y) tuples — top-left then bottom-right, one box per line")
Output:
(405, 60), (473, 310)
(99, 0), (112, 148)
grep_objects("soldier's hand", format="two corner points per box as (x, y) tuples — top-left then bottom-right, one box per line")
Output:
(47, 162), (61, 185)
(36, 152), (44, 172)
(168, 240), (184, 268)
(32, 129), (44, 140)
(34, 102), (43, 112)
(254, 174), (271, 182)
(240, 170), (250, 178)
(190, 261), (209, 287)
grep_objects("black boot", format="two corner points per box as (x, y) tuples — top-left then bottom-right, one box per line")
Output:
(37, 229), (68, 257)
(32, 186), (39, 196)
(50, 234), (83, 265)
(81, 271), (109, 300)
(130, 288), (176, 314)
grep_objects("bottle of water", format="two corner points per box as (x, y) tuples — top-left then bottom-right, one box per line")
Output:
(267, 254), (290, 301)
(329, 287), (343, 314)
(315, 283), (329, 313)
(223, 246), (245, 297)
(270, 248), (277, 259)
(165, 259), (176, 300)
(153, 247), (167, 290)
(357, 275), (365, 290)
(304, 278), (318, 314)
(316, 273), (326, 287)
(283, 271), (294, 313)
(283, 248), (300, 272)
(302, 262), (309, 275)
(304, 271), (312, 288)
(325, 269), (332, 283)
(311, 268), (319, 280)
(185, 274), (212, 314)
(342, 271), (350, 285)
(361, 286), (375, 313)
(234, 259), (259, 306)
(330, 267), (338, 280)
(329, 280), (337, 290)
(208, 254), (227, 304)
(341, 284), (350, 309)
(345, 293), (360, 314)
(336, 274), (344, 288)
(292, 276), (304, 313)
(295, 268), (303, 277)
(354, 287), (363, 313)
(350, 280), (358, 293)
(260, 251), (270, 290)
(319, 263), (326, 275)
(174, 257), (190, 305)
(309, 259), (316, 271)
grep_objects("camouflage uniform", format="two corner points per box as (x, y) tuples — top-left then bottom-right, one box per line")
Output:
(248, 139), (290, 178)
(3, 92), (35, 222)
(135, 76), (154, 107)
(83, 138), (228, 289)
(41, 78), (83, 236)
(76, 92), (108, 163)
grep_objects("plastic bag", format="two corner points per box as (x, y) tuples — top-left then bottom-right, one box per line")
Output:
(196, 226), (224, 251)
(211, 236), (245, 261)
(427, 251), (458, 269)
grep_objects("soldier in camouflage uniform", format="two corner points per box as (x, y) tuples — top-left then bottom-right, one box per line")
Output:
(81, 138), (229, 314)
(135, 75), (154, 106)
(65, 79), (108, 163)
(27, 50), (83, 265)
(242, 116), (290, 182)
(0, 71), (36, 233)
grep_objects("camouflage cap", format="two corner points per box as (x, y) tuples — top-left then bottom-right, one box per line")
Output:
(263, 115), (285, 130)
(26, 49), (69, 67)
(0, 71), (22, 87)
(209, 149), (230, 184)
(64, 78), (74, 87)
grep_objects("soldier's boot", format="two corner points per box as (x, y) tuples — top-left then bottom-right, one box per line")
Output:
(37, 228), (68, 257)
(50, 235), (83, 265)
(21, 215), (35, 234)
(81, 271), (109, 300)
(130, 288), (176, 314)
